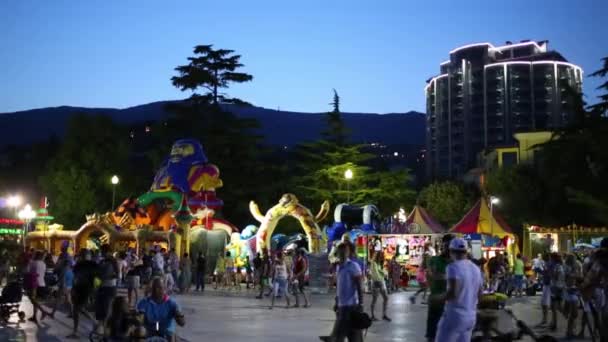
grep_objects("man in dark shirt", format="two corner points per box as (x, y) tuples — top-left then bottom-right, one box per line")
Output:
(195, 252), (206, 292)
(67, 249), (98, 339)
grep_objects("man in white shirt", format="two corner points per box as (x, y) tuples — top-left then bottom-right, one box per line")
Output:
(435, 238), (483, 342)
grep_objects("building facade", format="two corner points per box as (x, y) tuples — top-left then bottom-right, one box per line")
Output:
(425, 40), (583, 179)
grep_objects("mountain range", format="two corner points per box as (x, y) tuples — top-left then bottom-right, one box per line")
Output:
(0, 101), (426, 147)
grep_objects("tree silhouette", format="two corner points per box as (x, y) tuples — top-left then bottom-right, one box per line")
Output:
(589, 56), (608, 115)
(321, 89), (350, 146)
(171, 45), (253, 105)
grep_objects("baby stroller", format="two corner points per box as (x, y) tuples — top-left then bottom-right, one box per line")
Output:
(0, 280), (26, 323)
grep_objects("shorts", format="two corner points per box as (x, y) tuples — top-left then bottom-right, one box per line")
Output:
(564, 288), (578, 303)
(95, 286), (117, 321)
(273, 278), (288, 296)
(513, 275), (524, 289)
(541, 286), (551, 306)
(372, 280), (387, 296)
(291, 278), (305, 294)
(126, 275), (140, 289)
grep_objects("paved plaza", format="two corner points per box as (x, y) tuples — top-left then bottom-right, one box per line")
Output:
(0, 289), (591, 341)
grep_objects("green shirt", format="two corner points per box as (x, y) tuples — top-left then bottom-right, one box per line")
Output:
(428, 255), (449, 295)
(513, 259), (524, 276)
(369, 261), (385, 282)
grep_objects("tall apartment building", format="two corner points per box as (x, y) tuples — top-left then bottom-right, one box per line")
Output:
(425, 40), (583, 179)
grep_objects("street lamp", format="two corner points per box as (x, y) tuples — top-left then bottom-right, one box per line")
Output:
(489, 196), (500, 236)
(111, 175), (120, 210)
(18, 204), (36, 250)
(344, 169), (353, 203)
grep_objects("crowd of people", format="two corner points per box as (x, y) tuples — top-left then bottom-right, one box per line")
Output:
(17, 244), (189, 341)
(3, 234), (608, 341)
(318, 234), (608, 342)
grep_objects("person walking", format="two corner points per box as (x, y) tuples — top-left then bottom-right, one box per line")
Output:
(548, 253), (565, 331)
(47, 259), (74, 319)
(67, 249), (97, 339)
(26, 250), (51, 323)
(195, 251), (206, 292)
(388, 256), (401, 292)
(434, 238), (483, 342)
(95, 244), (119, 334)
(125, 259), (142, 307)
(179, 252), (192, 293)
(214, 252), (226, 289)
(269, 253), (291, 309)
(369, 252), (391, 321)
(319, 242), (364, 342)
(169, 249), (180, 288)
(563, 253), (582, 338)
(292, 249), (310, 308)
(256, 252), (272, 299)
(512, 254), (525, 297)
(538, 253), (552, 326)
(410, 245), (431, 304)
(253, 252), (262, 288)
(425, 234), (454, 342)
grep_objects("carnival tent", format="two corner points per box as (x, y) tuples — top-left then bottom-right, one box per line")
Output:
(403, 205), (444, 234)
(450, 197), (513, 239)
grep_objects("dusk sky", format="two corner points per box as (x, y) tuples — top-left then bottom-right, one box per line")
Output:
(1, 0), (606, 114)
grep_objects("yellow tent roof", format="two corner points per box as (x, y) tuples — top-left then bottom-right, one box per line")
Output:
(450, 197), (513, 239)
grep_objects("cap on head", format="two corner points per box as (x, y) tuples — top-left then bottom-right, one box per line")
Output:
(449, 238), (467, 251)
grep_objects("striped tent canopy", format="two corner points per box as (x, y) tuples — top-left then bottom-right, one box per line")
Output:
(450, 197), (513, 238)
(403, 205), (445, 234)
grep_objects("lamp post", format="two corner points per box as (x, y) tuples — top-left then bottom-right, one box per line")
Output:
(111, 175), (120, 210)
(18, 204), (36, 251)
(344, 169), (353, 203)
(489, 196), (500, 237)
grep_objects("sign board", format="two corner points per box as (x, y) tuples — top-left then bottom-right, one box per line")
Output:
(470, 240), (482, 260)
(307, 253), (330, 294)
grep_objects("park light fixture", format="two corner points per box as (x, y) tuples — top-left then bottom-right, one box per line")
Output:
(111, 175), (120, 209)
(344, 169), (353, 180)
(489, 195), (500, 237)
(18, 204), (36, 250)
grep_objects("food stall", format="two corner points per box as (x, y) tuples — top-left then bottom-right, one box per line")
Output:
(524, 224), (607, 258)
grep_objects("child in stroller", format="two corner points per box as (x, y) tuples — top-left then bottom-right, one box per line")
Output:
(0, 279), (26, 323)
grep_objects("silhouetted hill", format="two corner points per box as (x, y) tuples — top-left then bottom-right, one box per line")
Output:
(0, 102), (425, 147)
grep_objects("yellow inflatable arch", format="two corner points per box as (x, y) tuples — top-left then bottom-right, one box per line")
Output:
(250, 194), (329, 254)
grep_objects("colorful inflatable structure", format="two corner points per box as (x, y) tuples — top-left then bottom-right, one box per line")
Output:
(326, 203), (380, 249)
(27, 139), (237, 259)
(249, 194), (330, 254)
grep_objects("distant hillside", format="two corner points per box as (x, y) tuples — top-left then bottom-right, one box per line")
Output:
(0, 101), (426, 147)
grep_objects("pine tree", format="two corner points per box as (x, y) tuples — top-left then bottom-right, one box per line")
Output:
(171, 45), (253, 105)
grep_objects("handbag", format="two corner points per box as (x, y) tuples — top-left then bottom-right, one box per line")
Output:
(350, 309), (373, 330)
